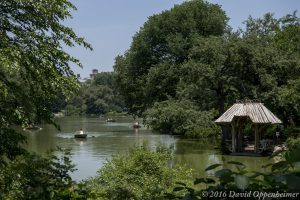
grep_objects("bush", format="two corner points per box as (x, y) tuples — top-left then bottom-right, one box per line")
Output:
(283, 126), (300, 138)
(144, 100), (220, 138)
(286, 137), (300, 150)
(65, 104), (85, 116)
(85, 144), (192, 200)
(106, 111), (127, 117)
(0, 148), (88, 200)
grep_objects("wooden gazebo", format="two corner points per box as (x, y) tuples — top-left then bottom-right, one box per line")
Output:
(215, 101), (282, 154)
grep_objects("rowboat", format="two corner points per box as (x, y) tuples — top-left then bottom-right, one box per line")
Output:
(24, 124), (42, 131)
(133, 122), (141, 128)
(106, 118), (116, 122)
(74, 133), (87, 138)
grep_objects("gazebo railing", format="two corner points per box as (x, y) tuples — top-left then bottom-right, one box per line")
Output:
(225, 139), (274, 153)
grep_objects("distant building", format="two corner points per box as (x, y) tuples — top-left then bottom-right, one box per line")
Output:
(90, 69), (99, 80)
(77, 69), (100, 85)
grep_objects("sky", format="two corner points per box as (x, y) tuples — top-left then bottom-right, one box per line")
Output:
(64, 0), (300, 78)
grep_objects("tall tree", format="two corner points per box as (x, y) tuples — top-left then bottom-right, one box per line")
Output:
(93, 72), (115, 87)
(115, 6), (300, 137)
(114, 0), (228, 116)
(0, 0), (91, 162)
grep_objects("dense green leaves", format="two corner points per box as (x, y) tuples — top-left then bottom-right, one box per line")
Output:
(168, 139), (300, 200)
(93, 72), (114, 87)
(65, 72), (125, 115)
(85, 145), (192, 200)
(0, 0), (91, 162)
(278, 77), (300, 125)
(144, 99), (220, 137)
(114, 1), (300, 137)
(0, 1), (92, 198)
(114, 0), (227, 116)
(0, 128), (26, 166)
(0, 149), (89, 200)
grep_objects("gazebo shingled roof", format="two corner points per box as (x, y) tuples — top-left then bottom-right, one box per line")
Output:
(215, 102), (282, 124)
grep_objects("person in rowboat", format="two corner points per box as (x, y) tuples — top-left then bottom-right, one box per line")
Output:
(79, 128), (84, 135)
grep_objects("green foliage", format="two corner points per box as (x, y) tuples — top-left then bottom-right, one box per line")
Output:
(0, 0), (91, 162)
(85, 145), (192, 200)
(114, 0), (300, 138)
(144, 99), (220, 138)
(242, 12), (300, 127)
(0, 1), (92, 198)
(0, 0), (91, 127)
(167, 147), (300, 199)
(93, 72), (115, 87)
(106, 111), (127, 117)
(65, 104), (85, 116)
(284, 126), (300, 138)
(0, 148), (89, 200)
(264, 125), (277, 138)
(278, 77), (300, 126)
(65, 72), (125, 116)
(273, 11), (300, 56)
(114, 0), (227, 116)
(65, 84), (124, 116)
(0, 128), (26, 166)
(286, 137), (300, 150)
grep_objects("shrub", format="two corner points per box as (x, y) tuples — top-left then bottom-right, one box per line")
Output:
(0, 148), (88, 200)
(144, 100), (220, 138)
(286, 137), (300, 150)
(85, 145), (192, 200)
(167, 145), (300, 199)
(284, 126), (300, 138)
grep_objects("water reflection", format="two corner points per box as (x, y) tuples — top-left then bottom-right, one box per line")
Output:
(173, 139), (270, 177)
(23, 116), (272, 181)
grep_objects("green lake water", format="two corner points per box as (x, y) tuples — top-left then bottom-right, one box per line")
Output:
(23, 116), (272, 181)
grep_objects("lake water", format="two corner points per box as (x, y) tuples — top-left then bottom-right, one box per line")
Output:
(23, 116), (272, 181)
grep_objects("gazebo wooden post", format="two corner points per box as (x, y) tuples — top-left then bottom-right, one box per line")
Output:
(238, 125), (243, 152)
(235, 117), (242, 152)
(231, 122), (236, 153)
(254, 124), (259, 153)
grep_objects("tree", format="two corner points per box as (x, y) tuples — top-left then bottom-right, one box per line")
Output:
(144, 99), (220, 138)
(93, 72), (114, 87)
(0, 0), (91, 162)
(63, 71), (125, 116)
(114, 0), (228, 116)
(114, 0), (300, 138)
(278, 77), (300, 126)
(241, 12), (300, 126)
(179, 13), (300, 132)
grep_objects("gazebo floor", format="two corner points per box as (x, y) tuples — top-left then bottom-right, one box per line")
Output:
(229, 144), (271, 157)
(230, 152), (266, 157)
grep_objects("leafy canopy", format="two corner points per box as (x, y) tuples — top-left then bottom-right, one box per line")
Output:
(0, 0), (91, 161)
(114, 0), (227, 116)
(114, 1), (300, 137)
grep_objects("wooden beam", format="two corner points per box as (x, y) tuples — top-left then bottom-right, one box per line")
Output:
(254, 124), (259, 153)
(237, 126), (243, 152)
(235, 117), (244, 152)
(231, 122), (236, 153)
